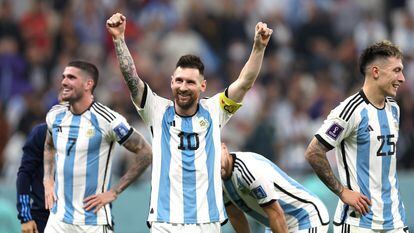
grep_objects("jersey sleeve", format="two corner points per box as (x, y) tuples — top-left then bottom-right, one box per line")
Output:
(209, 89), (242, 126)
(315, 105), (356, 150)
(131, 82), (171, 126)
(249, 175), (279, 207)
(105, 110), (134, 145)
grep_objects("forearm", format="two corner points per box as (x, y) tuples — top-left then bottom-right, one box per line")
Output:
(43, 142), (55, 182)
(111, 149), (151, 195)
(112, 131), (152, 195)
(305, 138), (343, 196)
(113, 38), (144, 100)
(226, 204), (250, 233)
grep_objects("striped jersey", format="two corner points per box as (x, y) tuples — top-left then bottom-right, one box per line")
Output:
(315, 90), (406, 229)
(133, 84), (232, 224)
(222, 152), (329, 232)
(45, 102), (133, 225)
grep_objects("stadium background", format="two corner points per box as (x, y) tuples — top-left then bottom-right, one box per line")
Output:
(0, 0), (413, 232)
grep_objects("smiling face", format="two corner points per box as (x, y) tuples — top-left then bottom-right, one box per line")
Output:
(60, 66), (94, 103)
(171, 67), (206, 114)
(374, 57), (405, 98)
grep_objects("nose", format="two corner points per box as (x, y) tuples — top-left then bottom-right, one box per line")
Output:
(398, 73), (405, 83)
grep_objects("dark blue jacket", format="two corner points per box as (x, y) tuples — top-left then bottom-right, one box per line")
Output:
(16, 123), (49, 223)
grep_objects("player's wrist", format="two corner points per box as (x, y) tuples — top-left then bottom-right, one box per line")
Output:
(112, 35), (125, 42)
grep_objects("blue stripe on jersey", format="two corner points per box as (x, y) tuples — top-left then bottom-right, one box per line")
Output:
(63, 115), (81, 224)
(278, 199), (311, 230)
(157, 106), (174, 222)
(180, 117), (197, 222)
(83, 112), (102, 225)
(52, 111), (66, 214)
(223, 180), (269, 226)
(378, 109), (393, 229)
(391, 106), (406, 225)
(198, 105), (220, 221)
(357, 109), (373, 227)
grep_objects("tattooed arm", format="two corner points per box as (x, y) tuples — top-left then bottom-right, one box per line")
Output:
(305, 137), (371, 214)
(84, 129), (152, 213)
(106, 13), (145, 105)
(43, 132), (56, 210)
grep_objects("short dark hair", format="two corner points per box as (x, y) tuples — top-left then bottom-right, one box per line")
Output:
(67, 60), (99, 92)
(359, 40), (403, 76)
(176, 55), (204, 76)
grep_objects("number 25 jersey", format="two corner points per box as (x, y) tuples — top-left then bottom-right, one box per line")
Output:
(315, 90), (406, 230)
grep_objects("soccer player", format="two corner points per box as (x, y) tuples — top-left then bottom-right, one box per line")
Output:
(220, 143), (329, 233)
(106, 12), (272, 232)
(43, 60), (152, 233)
(305, 40), (409, 232)
(17, 123), (49, 233)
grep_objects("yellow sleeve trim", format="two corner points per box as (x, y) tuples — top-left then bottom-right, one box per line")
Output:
(219, 92), (242, 114)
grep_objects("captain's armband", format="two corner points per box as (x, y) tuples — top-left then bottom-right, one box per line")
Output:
(219, 92), (242, 114)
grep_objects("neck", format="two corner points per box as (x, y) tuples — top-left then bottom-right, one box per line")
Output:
(362, 84), (385, 109)
(175, 103), (198, 116)
(70, 96), (93, 115)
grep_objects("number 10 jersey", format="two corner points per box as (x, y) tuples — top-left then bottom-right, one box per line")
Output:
(134, 84), (234, 224)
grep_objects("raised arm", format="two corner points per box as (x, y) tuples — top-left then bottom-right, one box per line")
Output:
(106, 13), (146, 105)
(43, 132), (56, 210)
(227, 22), (273, 102)
(305, 137), (371, 215)
(84, 130), (152, 213)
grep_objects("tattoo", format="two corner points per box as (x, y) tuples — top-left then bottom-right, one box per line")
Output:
(44, 133), (56, 181)
(305, 138), (343, 196)
(112, 130), (152, 195)
(113, 38), (141, 99)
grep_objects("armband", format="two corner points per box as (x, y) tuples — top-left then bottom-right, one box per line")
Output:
(219, 92), (242, 114)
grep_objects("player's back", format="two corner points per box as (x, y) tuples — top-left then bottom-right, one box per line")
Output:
(223, 152), (329, 231)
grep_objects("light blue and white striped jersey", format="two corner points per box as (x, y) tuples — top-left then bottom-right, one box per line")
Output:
(133, 84), (233, 224)
(315, 90), (406, 230)
(222, 152), (329, 232)
(46, 102), (133, 226)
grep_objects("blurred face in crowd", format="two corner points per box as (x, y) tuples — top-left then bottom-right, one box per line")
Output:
(171, 67), (206, 113)
(60, 66), (94, 103)
(373, 57), (405, 98)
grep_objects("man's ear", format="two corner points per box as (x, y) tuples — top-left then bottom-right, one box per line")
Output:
(200, 79), (207, 92)
(372, 66), (380, 79)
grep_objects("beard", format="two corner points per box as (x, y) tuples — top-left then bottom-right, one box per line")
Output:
(174, 92), (197, 110)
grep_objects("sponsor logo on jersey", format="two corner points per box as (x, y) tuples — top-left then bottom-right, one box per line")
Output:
(114, 123), (129, 140)
(326, 122), (344, 140)
(251, 186), (267, 199)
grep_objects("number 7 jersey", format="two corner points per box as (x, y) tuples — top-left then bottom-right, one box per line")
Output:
(315, 90), (406, 230)
(134, 84), (236, 224)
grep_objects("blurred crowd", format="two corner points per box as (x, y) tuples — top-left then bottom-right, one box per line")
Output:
(1, 0), (414, 182)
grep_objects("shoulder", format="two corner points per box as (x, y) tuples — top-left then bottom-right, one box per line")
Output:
(47, 103), (69, 116)
(330, 91), (368, 122)
(90, 101), (121, 123)
(31, 123), (48, 135)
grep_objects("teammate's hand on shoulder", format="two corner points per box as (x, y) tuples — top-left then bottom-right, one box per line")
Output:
(254, 22), (273, 50)
(106, 12), (126, 40)
(339, 188), (372, 215)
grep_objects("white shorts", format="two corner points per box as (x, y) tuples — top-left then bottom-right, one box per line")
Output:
(150, 221), (221, 233)
(265, 225), (329, 233)
(44, 213), (114, 233)
(333, 223), (409, 233)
